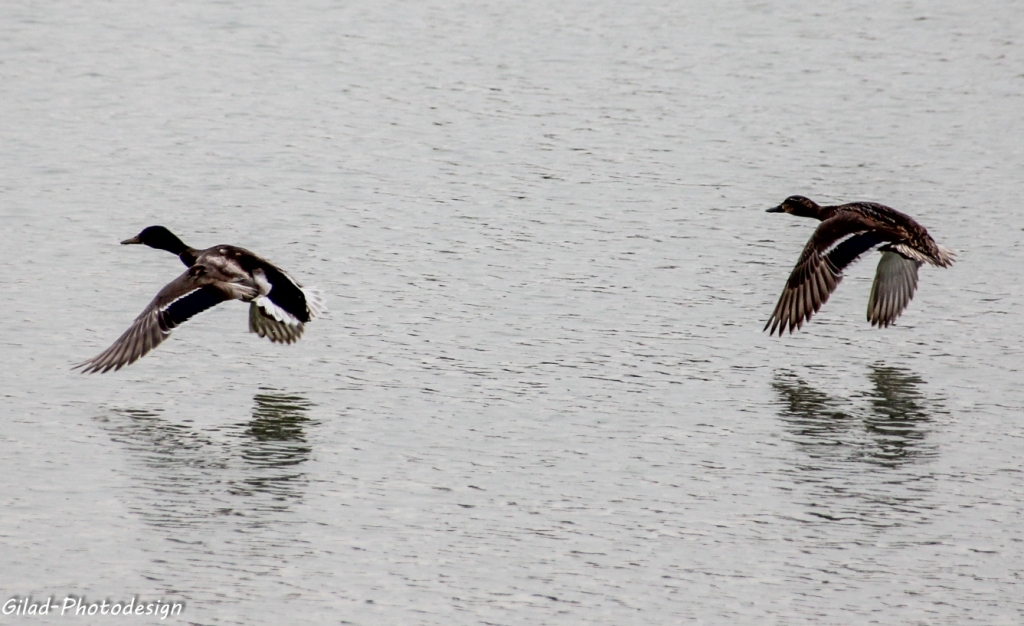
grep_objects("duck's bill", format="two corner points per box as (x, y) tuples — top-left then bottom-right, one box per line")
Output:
(121, 236), (142, 244)
(766, 205), (784, 213)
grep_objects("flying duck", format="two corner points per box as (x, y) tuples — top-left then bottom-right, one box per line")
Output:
(76, 226), (325, 373)
(764, 196), (953, 335)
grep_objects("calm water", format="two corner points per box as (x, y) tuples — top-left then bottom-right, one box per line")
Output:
(2, 0), (1023, 624)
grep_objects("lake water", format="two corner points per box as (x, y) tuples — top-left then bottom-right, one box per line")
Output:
(2, 0), (1023, 624)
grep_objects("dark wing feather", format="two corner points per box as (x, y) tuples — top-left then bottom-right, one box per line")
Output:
(261, 264), (310, 323)
(76, 271), (231, 374)
(867, 250), (921, 328)
(765, 215), (883, 336)
(159, 285), (228, 331)
(827, 232), (886, 273)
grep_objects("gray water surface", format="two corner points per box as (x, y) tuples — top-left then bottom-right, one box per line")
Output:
(2, 0), (1023, 624)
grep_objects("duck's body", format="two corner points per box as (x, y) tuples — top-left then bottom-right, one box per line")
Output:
(764, 196), (953, 335)
(76, 226), (325, 374)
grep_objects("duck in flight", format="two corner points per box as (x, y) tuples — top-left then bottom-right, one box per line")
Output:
(76, 226), (325, 373)
(764, 196), (953, 335)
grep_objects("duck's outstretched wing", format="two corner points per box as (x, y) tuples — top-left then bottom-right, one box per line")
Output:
(248, 302), (305, 344)
(765, 215), (886, 336)
(248, 264), (326, 344)
(867, 249), (921, 328)
(76, 270), (234, 374)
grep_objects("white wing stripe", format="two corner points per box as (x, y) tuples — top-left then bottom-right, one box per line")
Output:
(254, 296), (303, 326)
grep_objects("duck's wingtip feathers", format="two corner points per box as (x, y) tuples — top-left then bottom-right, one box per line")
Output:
(74, 356), (128, 375)
(73, 360), (102, 374)
(764, 316), (787, 337)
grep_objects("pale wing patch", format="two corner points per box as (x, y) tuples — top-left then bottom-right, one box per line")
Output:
(889, 243), (931, 265)
(868, 251), (921, 328)
(248, 268), (322, 343)
(252, 267), (302, 322)
(224, 283), (258, 301)
(252, 268), (274, 296)
(249, 302), (304, 344)
(252, 295), (303, 326)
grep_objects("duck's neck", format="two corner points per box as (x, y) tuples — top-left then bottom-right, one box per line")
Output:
(797, 201), (831, 221)
(148, 232), (198, 266)
(816, 205), (842, 221)
(178, 249), (199, 267)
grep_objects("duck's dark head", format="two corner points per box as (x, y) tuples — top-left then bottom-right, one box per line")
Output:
(767, 195), (823, 219)
(121, 226), (189, 255)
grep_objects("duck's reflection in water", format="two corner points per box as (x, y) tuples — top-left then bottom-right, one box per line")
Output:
(772, 364), (943, 526)
(860, 365), (933, 467)
(96, 389), (317, 534)
(231, 391), (316, 500)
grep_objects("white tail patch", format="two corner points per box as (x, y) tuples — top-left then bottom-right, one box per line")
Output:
(891, 242), (956, 268)
(935, 244), (956, 267)
(302, 287), (327, 319)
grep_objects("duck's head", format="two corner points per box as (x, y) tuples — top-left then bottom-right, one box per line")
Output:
(767, 195), (822, 218)
(121, 226), (188, 255)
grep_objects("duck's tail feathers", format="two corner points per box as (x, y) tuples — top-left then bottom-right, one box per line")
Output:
(933, 244), (956, 268)
(889, 242), (955, 268)
(302, 287), (327, 319)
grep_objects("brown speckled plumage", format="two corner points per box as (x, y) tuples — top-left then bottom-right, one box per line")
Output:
(765, 196), (953, 336)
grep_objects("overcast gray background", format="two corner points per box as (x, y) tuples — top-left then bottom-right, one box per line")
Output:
(2, 0), (1022, 624)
